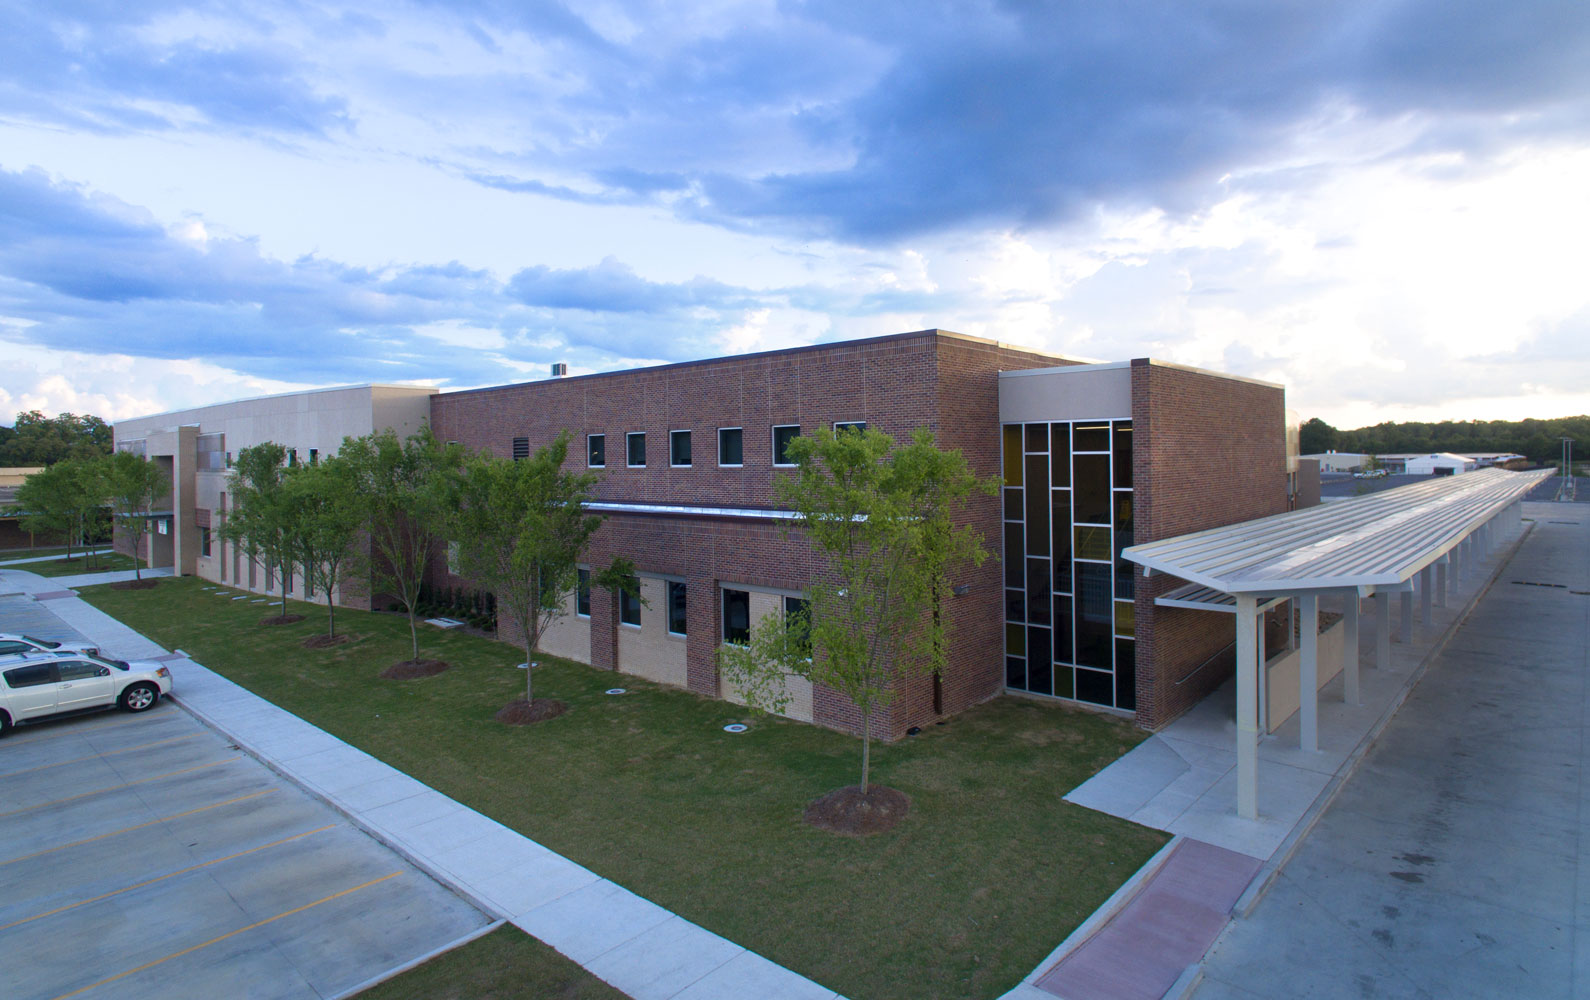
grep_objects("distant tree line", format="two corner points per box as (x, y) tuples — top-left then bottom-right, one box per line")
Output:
(0, 410), (112, 465)
(1300, 415), (1590, 465)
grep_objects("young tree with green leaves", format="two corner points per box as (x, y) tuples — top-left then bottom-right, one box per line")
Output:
(9, 462), (79, 558)
(221, 443), (299, 619)
(340, 427), (463, 662)
(104, 450), (171, 581)
(285, 455), (365, 638)
(718, 426), (993, 794)
(449, 431), (637, 708)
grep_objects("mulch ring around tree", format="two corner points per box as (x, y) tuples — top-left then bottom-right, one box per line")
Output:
(381, 659), (450, 680)
(803, 784), (911, 836)
(302, 633), (353, 649)
(259, 614), (306, 626)
(494, 698), (567, 725)
(110, 579), (159, 590)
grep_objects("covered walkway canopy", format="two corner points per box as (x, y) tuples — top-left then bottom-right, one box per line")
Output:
(1122, 467), (1552, 819)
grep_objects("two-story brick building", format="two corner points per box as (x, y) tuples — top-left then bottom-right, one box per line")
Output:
(114, 328), (1289, 737)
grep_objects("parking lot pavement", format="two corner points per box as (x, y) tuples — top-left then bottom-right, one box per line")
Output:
(0, 705), (494, 1000)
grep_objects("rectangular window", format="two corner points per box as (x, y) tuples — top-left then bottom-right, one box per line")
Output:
(576, 569), (591, 617)
(667, 581), (687, 635)
(670, 429), (692, 467)
(834, 421), (867, 435)
(619, 578), (641, 626)
(718, 427), (743, 467)
(287, 449), (298, 467)
(772, 425), (800, 466)
(512, 437), (529, 461)
(784, 596), (811, 658)
(627, 432), (646, 468)
(722, 588), (750, 643)
(309, 448), (319, 465)
(588, 434), (605, 468)
(200, 527), (211, 557)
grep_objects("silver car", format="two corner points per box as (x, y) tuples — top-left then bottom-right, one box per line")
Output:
(0, 633), (99, 658)
(0, 650), (173, 736)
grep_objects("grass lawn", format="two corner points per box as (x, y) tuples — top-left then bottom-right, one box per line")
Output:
(359, 926), (626, 1000)
(82, 578), (1168, 1000)
(0, 545), (75, 562)
(10, 551), (141, 577)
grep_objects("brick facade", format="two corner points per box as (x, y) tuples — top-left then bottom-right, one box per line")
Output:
(430, 330), (1069, 741)
(1129, 360), (1289, 729)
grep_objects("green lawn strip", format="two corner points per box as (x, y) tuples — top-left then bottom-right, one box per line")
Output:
(81, 578), (1168, 1000)
(355, 926), (625, 1000)
(0, 545), (76, 562)
(14, 552), (140, 577)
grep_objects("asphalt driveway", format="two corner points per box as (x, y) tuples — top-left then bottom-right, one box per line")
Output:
(0, 702), (493, 1000)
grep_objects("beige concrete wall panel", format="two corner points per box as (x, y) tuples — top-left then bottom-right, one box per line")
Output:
(1263, 619), (1346, 732)
(719, 590), (814, 723)
(999, 366), (1131, 424)
(538, 589), (593, 665)
(616, 577), (688, 688)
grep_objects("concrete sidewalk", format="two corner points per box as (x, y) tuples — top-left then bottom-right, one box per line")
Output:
(0, 567), (844, 1000)
(1000, 502), (1545, 1000)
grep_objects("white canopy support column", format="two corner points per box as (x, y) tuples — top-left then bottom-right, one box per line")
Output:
(1236, 593), (1260, 820)
(1375, 590), (1391, 669)
(1342, 591), (1360, 704)
(1400, 588), (1414, 640)
(1420, 565), (1434, 626)
(1299, 593), (1319, 752)
(1436, 555), (1448, 607)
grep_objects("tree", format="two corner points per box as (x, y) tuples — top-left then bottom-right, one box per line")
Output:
(1298, 417), (1338, 456)
(285, 456), (365, 639)
(448, 431), (635, 707)
(221, 443), (299, 619)
(104, 450), (170, 581)
(340, 427), (463, 663)
(0, 410), (112, 465)
(10, 462), (79, 557)
(718, 426), (993, 794)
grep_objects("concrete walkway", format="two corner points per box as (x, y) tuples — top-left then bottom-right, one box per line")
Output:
(0, 566), (844, 1000)
(1000, 503), (1545, 1000)
(1189, 503), (1590, 998)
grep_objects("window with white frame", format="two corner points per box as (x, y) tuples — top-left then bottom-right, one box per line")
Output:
(588, 434), (606, 468)
(772, 424), (800, 466)
(627, 432), (646, 468)
(670, 429), (692, 467)
(718, 427), (743, 467)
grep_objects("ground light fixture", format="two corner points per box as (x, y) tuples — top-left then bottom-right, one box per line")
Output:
(723, 723), (748, 733)
(516, 661), (537, 670)
(605, 688), (626, 695)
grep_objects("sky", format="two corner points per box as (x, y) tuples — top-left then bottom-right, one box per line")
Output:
(1, 1), (1587, 431)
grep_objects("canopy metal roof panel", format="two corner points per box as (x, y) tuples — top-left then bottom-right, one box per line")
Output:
(1124, 468), (1551, 595)
(1154, 583), (1287, 613)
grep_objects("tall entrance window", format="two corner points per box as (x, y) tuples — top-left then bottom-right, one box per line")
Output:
(1001, 419), (1135, 711)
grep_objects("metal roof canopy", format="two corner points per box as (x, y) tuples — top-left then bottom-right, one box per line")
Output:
(1124, 468), (1551, 596)
(1154, 583), (1287, 613)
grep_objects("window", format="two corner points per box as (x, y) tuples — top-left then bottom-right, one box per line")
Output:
(718, 427), (743, 467)
(784, 596), (812, 658)
(200, 527), (212, 557)
(576, 569), (591, 617)
(834, 421), (867, 435)
(58, 660), (106, 681)
(309, 448), (319, 465)
(287, 449), (298, 467)
(588, 434), (606, 467)
(619, 578), (642, 626)
(3, 663), (54, 689)
(512, 437), (529, 461)
(627, 432), (647, 468)
(722, 588), (750, 643)
(772, 425), (801, 466)
(667, 581), (688, 635)
(670, 430), (692, 467)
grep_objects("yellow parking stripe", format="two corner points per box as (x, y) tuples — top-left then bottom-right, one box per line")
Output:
(47, 871), (403, 1000)
(0, 712), (168, 747)
(0, 734), (196, 779)
(0, 789), (278, 867)
(0, 823), (336, 931)
(0, 758), (238, 819)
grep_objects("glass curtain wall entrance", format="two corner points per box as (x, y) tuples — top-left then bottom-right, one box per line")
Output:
(1002, 420), (1135, 711)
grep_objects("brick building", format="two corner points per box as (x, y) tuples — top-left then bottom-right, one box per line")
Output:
(112, 329), (1288, 737)
(429, 330), (1289, 736)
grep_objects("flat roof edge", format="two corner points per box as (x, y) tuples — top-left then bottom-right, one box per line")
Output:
(115, 383), (438, 427)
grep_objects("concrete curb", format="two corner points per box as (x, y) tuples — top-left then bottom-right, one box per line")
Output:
(325, 918), (507, 1000)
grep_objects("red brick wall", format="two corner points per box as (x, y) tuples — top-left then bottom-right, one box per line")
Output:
(431, 330), (1074, 740)
(1130, 361), (1288, 730)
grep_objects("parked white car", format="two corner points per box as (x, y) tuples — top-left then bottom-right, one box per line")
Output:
(0, 633), (99, 658)
(0, 651), (173, 735)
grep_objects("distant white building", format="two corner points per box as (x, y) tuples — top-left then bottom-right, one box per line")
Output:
(1300, 451), (1369, 473)
(1404, 452), (1478, 476)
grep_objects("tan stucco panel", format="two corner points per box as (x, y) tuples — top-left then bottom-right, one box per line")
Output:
(617, 576), (688, 688)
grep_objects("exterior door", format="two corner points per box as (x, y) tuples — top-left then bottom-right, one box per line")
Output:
(55, 659), (117, 712)
(3, 663), (60, 719)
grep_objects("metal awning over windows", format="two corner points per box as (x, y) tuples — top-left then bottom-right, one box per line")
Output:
(1153, 582), (1286, 614)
